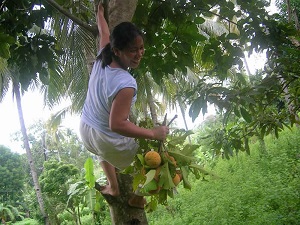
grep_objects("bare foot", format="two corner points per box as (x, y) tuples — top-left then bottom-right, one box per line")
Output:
(128, 195), (147, 209)
(95, 184), (120, 196)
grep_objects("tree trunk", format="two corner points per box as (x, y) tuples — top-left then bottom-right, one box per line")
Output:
(144, 74), (158, 125)
(286, 0), (292, 22)
(279, 76), (300, 126)
(108, 0), (138, 32)
(103, 173), (148, 225)
(293, 9), (300, 30)
(42, 131), (47, 161)
(177, 95), (191, 143)
(105, 1), (148, 224)
(13, 81), (49, 225)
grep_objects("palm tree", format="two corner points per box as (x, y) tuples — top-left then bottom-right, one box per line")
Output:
(0, 62), (49, 223)
(0, 1), (64, 223)
(0, 204), (13, 224)
(13, 80), (48, 222)
(0, 203), (19, 224)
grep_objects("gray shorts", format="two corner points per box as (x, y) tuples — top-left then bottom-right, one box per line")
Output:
(79, 120), (138, 170)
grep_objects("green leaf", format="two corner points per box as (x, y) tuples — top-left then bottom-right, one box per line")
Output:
(158, 163), (175, 189)
(227, 33), (240, 39)
(132, 173), (146, 191)
(143, 179), (158, 192)
(94, 192), (102, 212)
(181, 144), (200, 156)
(137, 154), (145, 165)
(194, 17), (205, 24)
(145, 197), (158, 213)
(181, 166), (191, 190)
(189, 97), (203, 122)
(233, 106), (240, 117)
(245, 138), (250, 155)
(143, 169), (156, 187)
(189, 164), (209, 175)
(157, 189), (168, 205)
(84, 158), (95, 189)
(0, 43), (10, 59)
(67, 181), (85, 196)
(240, 107), (252, 123)
(168, 130), (194, 146)
(85, 188), (96, 211)
(168, 150), (196, 166)
(274, 126), (279, 139)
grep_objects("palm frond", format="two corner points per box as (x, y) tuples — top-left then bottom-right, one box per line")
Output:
(46, 10), (97, 113)
(0, 57), (10, 102)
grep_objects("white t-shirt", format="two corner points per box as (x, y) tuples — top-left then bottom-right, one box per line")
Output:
(81, 49), (137, 138)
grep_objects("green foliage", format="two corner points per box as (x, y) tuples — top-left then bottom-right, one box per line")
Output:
(66, 158), (110, 225)
(13, 120), (93, 177)
(0, 0), (62, 91)
(39, 160), (80, 223)
(13, 218), (41, 225)
(147, 127), (300, 225)
(0, 203), (24, 223)
(0, 146), (25, 204)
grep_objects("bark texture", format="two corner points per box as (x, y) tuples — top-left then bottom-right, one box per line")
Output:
(108, 0), (138, 32)
(103, 173), (148, 225)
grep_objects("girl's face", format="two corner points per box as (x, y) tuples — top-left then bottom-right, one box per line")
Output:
(114, 35), (144, 69)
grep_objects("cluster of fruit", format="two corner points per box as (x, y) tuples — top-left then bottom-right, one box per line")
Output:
(136, 149), (183, 195)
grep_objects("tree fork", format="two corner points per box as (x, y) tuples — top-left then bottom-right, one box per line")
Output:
(100, 173), (148, 225)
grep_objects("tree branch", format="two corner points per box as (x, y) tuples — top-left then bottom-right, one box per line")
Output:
(42, 0), (98, 36)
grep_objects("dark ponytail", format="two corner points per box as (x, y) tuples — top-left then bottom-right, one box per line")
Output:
(98, 43), (113, 68)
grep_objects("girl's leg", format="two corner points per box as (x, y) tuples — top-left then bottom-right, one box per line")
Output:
(99, 161), (120, 196)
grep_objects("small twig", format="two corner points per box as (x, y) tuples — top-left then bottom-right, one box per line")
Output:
(167, 114), (178, 126)
(159, 113), (168, 153)
(162, 113), (167, 126)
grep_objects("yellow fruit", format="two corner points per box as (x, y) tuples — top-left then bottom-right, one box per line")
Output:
(144, 151), (161, 168)
(172, 173), (181, 186)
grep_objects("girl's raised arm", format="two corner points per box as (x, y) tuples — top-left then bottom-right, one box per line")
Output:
(97, 4), (110, 49)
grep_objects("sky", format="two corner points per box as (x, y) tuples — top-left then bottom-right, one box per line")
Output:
(0, 1), (277, 154)
(0, 90), (81, 154)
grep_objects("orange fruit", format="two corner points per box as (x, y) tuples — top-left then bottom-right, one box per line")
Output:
(172, 173), (181, 186)
(176, 169), (182, 180)
(144, 151), (161, 168)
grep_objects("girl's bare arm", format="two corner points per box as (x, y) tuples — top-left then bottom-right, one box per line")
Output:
(97, 4), (110, 49)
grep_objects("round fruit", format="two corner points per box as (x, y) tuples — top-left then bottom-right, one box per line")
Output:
(144, 150), (161, 168)
(176, 169), (183, 180)
(172, 173), (181, 186)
